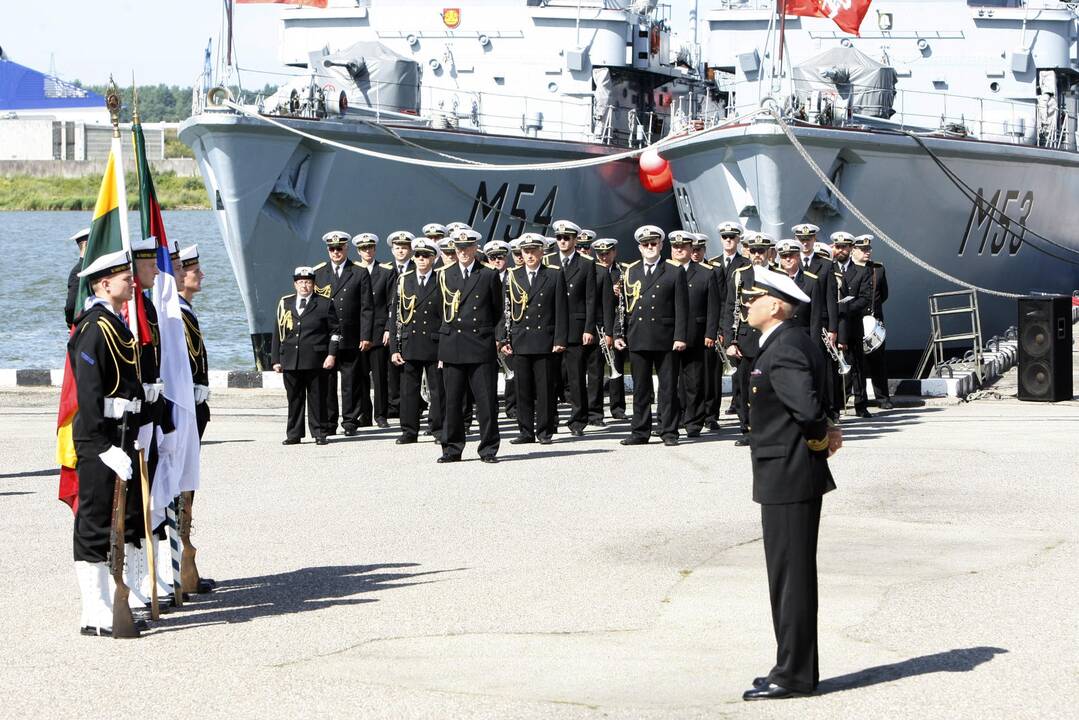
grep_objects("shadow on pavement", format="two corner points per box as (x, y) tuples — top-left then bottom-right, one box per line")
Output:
(817, 646), (1008, 694)
(201, 439), (255, 446)
(151, 563), (462, 633)
(499, 448), (615, 462)
(840, 407), (947, 441)
(0, 468), (59, 480)
(0, 491), (35, 497)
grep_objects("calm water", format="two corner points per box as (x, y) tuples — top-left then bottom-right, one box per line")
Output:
(0, 210), (253, 369)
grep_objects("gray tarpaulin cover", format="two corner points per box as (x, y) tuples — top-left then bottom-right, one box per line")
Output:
(792, 46), (898, 119)
(318, 41), (420, 113)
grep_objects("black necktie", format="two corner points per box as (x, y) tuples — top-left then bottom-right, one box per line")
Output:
(335, 265), (342, 279)
(528, 271), (536, 288)
(463, 266), (470, 280)
(419, 275), (426, 288)
(299, 297), (307, 313)
(646, 264), (654, 277)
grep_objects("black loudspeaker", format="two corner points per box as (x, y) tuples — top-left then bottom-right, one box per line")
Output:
(1017, 296), (1073, 402)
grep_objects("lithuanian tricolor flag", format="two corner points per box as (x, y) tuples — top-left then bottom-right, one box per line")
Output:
(56, 134), (135, 512)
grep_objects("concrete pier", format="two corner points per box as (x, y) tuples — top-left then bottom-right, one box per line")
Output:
(0, 362), (1075, 719)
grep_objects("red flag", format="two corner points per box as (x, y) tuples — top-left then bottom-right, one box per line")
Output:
(785, 0), (872, 36)
(57, 328), (80, 512)
(235, 0), (329, 7)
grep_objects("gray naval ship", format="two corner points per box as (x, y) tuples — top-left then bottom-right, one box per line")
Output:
(180, 0), (707, 366)
(664, 0), (1079, 363)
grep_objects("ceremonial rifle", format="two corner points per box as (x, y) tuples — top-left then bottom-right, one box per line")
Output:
(109, 415), (140, 638)
(136, 444), (159, 619)
(179, 491), (201, 594)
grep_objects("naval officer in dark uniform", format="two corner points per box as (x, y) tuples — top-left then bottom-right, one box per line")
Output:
(550, 219), (597, 436)
(271, 266), (340, 445)
(710, 222), (751, 423)
(593, 238), (627, 420)
(353, 232), (396, 428)
(726, 234), (774, 445)
(739, 267), (841, 701)
(389, 237), (445, 444)
(853, 235), (892, 409)
(668, 230), (719, 437)
(498, 232), (568, 445)
(614, 225), (688, 446)
(436, 228), (503, 463)
(313, 230), (374, 436)
(831, 232), (874, 418)
(69, 249), (145, 637)
(64, 227), (90, 327)
(775, 238), (825, 339)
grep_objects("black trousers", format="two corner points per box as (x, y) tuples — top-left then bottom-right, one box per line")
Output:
(196, 401), (210, 439)
(735, 354), (755, 433)
(284, 368), (328, 441)
(761, 498), (823, 694)
(678, 345), (707, 434)
(442, 361), (499, 459)
(368, 345), (390, 421)
(388, 362), (401, 417)
(562, 344), (590, 430)
(866, 340), (890, 400)
(355, 351), (374, 423)
(513, 353), (558, 441)
(703, 347), (721, 422)
(124, 429), (156, 545)
(629, 349), (680, 441)
(326, 347), (363, 432)
(400, 360), (443, 440)
(608, 346), (627, 416)
(729, 354), (743, 415)
(586, 342), (605, 422)
(74, 423), (136, 563)
(504, 376), (517, 418)
(845, 340), (868, 410)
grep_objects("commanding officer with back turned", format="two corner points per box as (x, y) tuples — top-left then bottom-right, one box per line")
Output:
(389, 237), (445, 445)
(614, 225), (688, 446)
(738, 267), (840, 701)
(69, 249), (146, 637)
(436, 228), (503, 463)
(313, 231), (374, 437)
(272, 266), (340, 445)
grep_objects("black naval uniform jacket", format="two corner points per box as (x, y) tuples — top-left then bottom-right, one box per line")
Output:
(437, 262), (504, 364)
(595, 263), (620, 336)
(555, 252), (596, 344)
(865, 261), (888, 322)
(683, 261), (720, 347)
(787, 268), (826, 340)
(65, 260), (81, 327)
(726, 264), (763, 357)
(711, 253), (751, 344)
(837, 261), (874, 346)
(271, 293), (340, 370)
(498, 265), (569, 353)
(749, 323), (836, 504)
(618, 259), (689, 351)
(180, 297), (212, 433)
(313, 260), (374, 349)
(805, 255), (839, 334)
(360, 261), (396, 344)
(389, 270), (442, 363)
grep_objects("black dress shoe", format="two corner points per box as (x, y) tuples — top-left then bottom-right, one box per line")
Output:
(879, 398), (894, 410)
(588, 419), (606, 428)
(568, 427), (584, 437)
(281, 438), (300, 446)
(706, 420), (720, 431)
(734, 437), (751, 447)
(80, 625), (113, 637)
(343, 428), (358, 437)
(510, 437), (535, 445)
(395, 435), (418, 445)
(753, 676), (769, 689)
(663, 437), (679, 447)
(436, 454), (461, 464)
(855, 407), (873, 419)
(651, 429), (661, 437)
(480, 455), (499, 464)
(620, 437), (647, 446)
(506, 411), (518, 420)
(195, 578), (216, 593)
(375, 417), (390, 429)
(685, 429), (701, 438)
(357, 417), (372, 427)
(725, 406), (737, 415)
(314, 437), (329, 446)
(538, 437), (553, 445)
(610, 411), (627, 420)
(743, 682), (806, 701)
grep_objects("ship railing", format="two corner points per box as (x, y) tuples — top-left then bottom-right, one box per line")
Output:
(705, 77), (1072, 150)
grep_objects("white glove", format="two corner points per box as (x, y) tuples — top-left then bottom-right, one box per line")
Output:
(142, 382), (163, 403)
(194, 384), (210, 404)
(156, 428), (177, 457)
(99, 446), (133, 481)
(102, 397), (141, 419)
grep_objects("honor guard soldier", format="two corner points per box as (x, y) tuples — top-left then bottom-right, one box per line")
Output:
(711, 222), (751, 421)
(499, 233), (568, 444)
(313, 231), (374, 436)
(389, 237), (445, 444)
(667, 230), (719, 437)
(436, 228), (502, 462)
(551, 219), (597, 436)
(173, 243), (216, 596)
(725, 233), (774, 445)
(483, 240), (516, 419)
(776, 239), (825, 339)
(614, 225), (689, 446)
(593, 237), (627, 420)
(738, 267), (839, 701)
(65, 227), (90, 327)
(386, 232), (417, 419)
(353, 232), (395, 428)
(830, 232), (874, 418)
(271, 266), (340, 445)
(69, 249), (146, 637)
(853, 235), (892, 409)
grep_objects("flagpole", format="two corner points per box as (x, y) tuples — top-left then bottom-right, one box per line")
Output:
(777, 0), (787, 73)
(105, 77), (139, 343)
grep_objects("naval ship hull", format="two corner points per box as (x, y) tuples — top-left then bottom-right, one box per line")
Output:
(662, 120), (1079, 361)
(179, 111), (678, 367)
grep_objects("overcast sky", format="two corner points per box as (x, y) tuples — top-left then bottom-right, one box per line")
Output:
(5, 0), (699, 86)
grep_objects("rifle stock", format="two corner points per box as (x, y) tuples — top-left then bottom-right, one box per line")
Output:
(109, 424), (139, 638)
(179, 491), (200, 594)
(137, 448), (159, 620)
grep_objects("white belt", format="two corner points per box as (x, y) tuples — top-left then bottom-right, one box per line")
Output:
(103, 397), (142, 419)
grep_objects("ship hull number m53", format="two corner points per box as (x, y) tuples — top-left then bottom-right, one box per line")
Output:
(958, 189), (1033, 256)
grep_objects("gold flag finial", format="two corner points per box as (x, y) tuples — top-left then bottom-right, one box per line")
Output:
(105, 75), (122, 137)
(131, 72), (140, 125)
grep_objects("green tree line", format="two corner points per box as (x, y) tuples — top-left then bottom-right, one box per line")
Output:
(69, 82), (277, 123)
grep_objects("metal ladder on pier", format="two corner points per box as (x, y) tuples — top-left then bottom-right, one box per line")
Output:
(915, 290), (985, 384)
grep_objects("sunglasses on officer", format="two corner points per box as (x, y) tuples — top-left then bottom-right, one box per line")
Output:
(720, 233), (739, 240)
(748, 247), (768, 255)
(639, 240), (660, 248)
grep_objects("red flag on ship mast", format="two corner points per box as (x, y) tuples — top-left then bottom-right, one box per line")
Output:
(785, 0), (873, 37)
